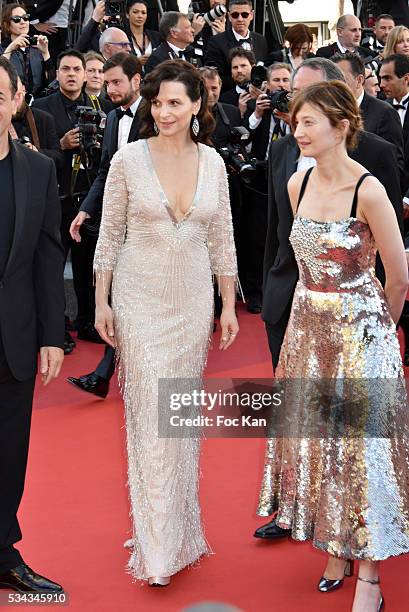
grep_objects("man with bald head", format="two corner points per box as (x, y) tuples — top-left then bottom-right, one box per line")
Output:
(254, 56), (403, 541)
(316, 14), (373, 59)
(99, 27), (132, 60)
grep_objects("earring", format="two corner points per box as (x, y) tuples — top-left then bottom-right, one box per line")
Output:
(153, 121), (159, 135)
(191, 115), (199, 137)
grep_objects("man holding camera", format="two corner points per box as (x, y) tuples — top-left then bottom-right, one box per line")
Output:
(33, 49), (112, 350)
(220, 48), (262, 115)
(204, 0), (268, 91)
(67, 53), (142, 398)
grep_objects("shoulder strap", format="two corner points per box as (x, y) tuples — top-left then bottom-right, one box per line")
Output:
(351, 172), (372, 218)
(296, 167), (314, 211)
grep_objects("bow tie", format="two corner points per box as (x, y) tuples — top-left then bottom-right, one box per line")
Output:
(116, 107), (134, 120)
(237, 37), (250, 46)
(393, 98), (409, 110)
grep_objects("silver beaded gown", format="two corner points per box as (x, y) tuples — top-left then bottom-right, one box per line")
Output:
(93, 140), (237, 579)
(257, 173), (409, 560)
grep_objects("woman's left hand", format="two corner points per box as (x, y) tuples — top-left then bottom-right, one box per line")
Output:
(219, 308), (239, 350)
(139, 54), (149, 65)
(35, 35), (50, 59)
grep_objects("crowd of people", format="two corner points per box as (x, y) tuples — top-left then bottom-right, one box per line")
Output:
(1, 1), (409, 610)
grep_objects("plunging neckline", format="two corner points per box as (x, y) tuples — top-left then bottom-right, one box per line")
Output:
(144, 139), (203, 226)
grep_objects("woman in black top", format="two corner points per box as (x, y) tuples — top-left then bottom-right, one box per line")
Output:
(125, 0), (160, 70)
(1, 3), (54, 98)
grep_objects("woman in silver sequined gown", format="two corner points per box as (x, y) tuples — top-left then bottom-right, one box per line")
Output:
(258, 82), (409, 611)
(93, 62), (238, 584)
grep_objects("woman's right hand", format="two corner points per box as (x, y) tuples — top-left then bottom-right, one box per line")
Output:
(95, 303), (116, 347)
(4, 34), (29, 53)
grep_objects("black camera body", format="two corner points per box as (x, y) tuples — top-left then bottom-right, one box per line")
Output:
(75, 106), (106, 169)
(217, 126), (256, 184)
(105, 0), (125, 16)
(241, 65), (267, 94)
(28, 35), (38, 45)
(267, 89), (292, 114)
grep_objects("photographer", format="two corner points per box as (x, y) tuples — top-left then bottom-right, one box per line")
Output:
(67, 53), (142, 398)
(189, 0), (228, 57)
(1, 3), (55, 98)
(75, 2), (133, 57)
(11, 76), (63, 169)
(220, 48), (262, 116)
(33, 49), (112, 348)
(241, 62), (291, 314)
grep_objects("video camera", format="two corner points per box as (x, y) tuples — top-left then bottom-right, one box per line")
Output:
(191, 2), (227, 26)
(217, 126), (257, 184)
(75, 106), (106, 170)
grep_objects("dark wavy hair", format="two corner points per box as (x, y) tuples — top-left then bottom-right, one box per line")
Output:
(139, 60), (215, 145)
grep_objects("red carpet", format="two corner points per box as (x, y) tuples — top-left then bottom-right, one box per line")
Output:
(16, 305), (409, 611)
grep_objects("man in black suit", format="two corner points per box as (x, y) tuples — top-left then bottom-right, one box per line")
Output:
(255, 57), (403, 540)
(145, 12), (197, 74)
(33, 49), (112, 348)
(316, 14), (373, 60)
(362, 12), (395, 54)
(378, 1), (409, 28)
(204, 0), (268, 91)
(379, 53), (409, 194)
(0, 56), (65, 594)
(219, 48), (259, 115)
(67, 53), (142, 399)
(11, 77), (63, 169)
(332, 52), (404, 176)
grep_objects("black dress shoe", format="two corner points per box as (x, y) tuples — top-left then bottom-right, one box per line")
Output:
(254, 518), (292, 539)
(67, 372), (109, 398)
(318, 560), (354, 593)
(64, 331), (76, 355)
(77, 324), (105, 344)
(247, 296), (262, 314)
(0, 564), (63, 594)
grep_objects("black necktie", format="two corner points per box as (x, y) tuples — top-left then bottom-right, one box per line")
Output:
(116, 107), (134, 120)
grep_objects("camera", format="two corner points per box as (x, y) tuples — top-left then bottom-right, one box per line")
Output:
(105, 0), (125, 16)
(268, 89), (292, 113)
(241, 65), (267, 93)
(191, 2), (227, 26)
(19, 136), (31, 146)
(28, 35), (38, 45)
(217, 126), (256, 184)
(75, 106), (106, 169)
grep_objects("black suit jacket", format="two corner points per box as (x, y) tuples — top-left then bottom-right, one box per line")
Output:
(360, 92), (405, 178)
(316, 42), (373, 60)
(262, 132), (403, 332)
(204, 29), (269, 91)
(220, 88), (240, 107)
(211, 102), (242, 149)
(0, 141), (65, 380)
(386, 97), (409, 194)
(145, 42), (183, 74)
(13, 106), (63, 170)
(33, 90), (113, 198)
(80, 108), (140, 217)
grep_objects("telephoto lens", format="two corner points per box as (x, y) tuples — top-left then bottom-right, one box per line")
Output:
(203, 4), (227, 26)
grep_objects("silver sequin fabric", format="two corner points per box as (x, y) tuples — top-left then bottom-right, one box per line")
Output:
(258, 215), (409, 560)
(94, 140), (237, 579)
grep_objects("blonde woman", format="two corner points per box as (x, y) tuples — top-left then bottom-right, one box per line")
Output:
(383, 25), (409, 58)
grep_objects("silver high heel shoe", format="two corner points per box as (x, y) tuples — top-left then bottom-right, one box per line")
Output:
(148, 576), (171, 587)
(356, 576), (384, 611)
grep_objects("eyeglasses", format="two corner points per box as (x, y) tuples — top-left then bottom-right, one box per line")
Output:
(107, 41), (132, 48)
(230, 11), (250, 19)
(10, 14), (30, 23)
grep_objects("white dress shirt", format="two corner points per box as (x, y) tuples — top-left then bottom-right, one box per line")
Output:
(392, 93), (409, 126)
(117, 97), (142, 150)
(167, 41), (186, 60)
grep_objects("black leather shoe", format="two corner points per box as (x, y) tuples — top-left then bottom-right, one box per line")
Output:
(77, 324), (105, 344)
(64, 331), (76, 355)
(254, 518), (291, 539)
(318, 560), (354, 593)
(247, 296), (262, 314)
(0, 564), (63, 594)
(67, 372), (109, 398)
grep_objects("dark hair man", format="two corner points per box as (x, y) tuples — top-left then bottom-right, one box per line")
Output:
(316, 14), (373, 59)
(255, 56), (403, 541)
(67, 53), (143, 399)
(204, 0), (268, 90)
(33, 49), (113, 349)
(220, 48), (258, 112)
(144, 12), (196, 74)
(372, 13), (395, 52)
(0, 56), (65, 595)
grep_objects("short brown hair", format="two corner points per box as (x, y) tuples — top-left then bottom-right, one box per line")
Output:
(103, 52), (142, 78)
(229, 47), (256, 67)
(285, 23), (313, 53)
(1, 3), (27, 38)
(139, 60), (215, 145)
(84, 51), (105, 65)
(290, 80), (363, 149)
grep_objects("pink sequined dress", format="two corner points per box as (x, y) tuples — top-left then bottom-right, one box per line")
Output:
(257, 169), (409, 560)
(93, 140), (237, 579)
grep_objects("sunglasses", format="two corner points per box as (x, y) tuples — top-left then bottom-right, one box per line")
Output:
(10, 14), (30, 23)
(230, 11), (250, 19)
(107, 41), (132, 48)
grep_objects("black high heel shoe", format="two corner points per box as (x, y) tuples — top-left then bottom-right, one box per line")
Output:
(356, 576), (384, 611)
(318, 559), (355, 593)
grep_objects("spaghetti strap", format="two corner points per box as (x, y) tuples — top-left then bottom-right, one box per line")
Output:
(296, 167), (314, 212)
(350, 172), (372, 218)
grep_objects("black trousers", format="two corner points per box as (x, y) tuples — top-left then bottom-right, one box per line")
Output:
(265, 300), (293, 370)
(94, 345), (116, 381)
(47, 28), (68, 63)
(61, 198), (97, 329)
(0, 348), (35, 572)
(240, 183), (268, 300)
